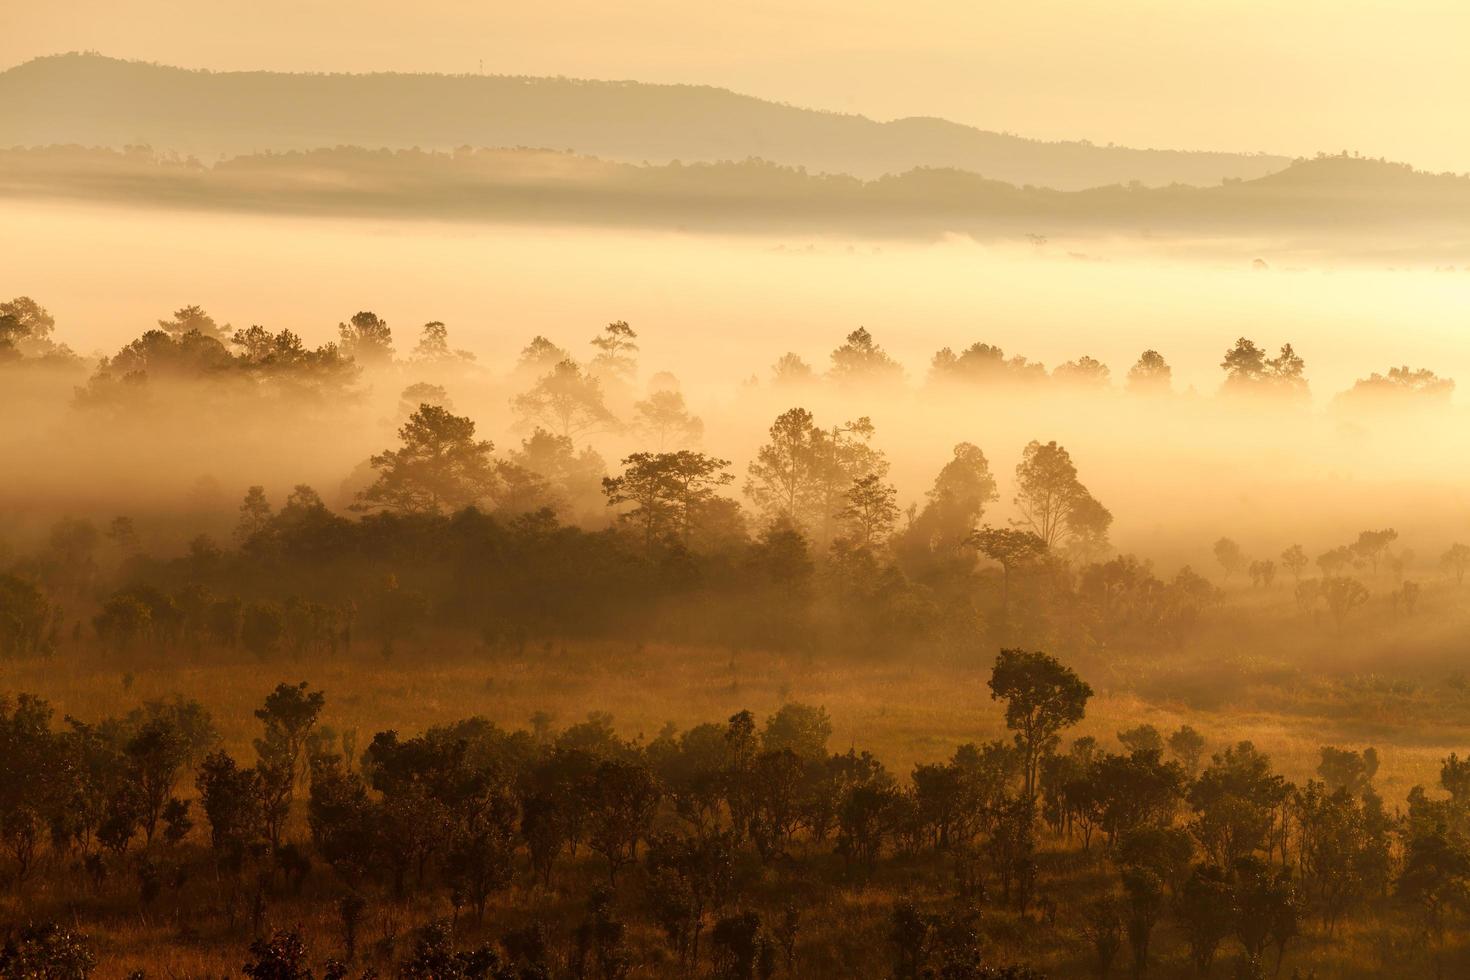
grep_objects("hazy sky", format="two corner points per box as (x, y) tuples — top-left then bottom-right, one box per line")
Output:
(4, 1), (1468, 173)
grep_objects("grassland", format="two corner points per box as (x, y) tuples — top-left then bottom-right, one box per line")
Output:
(5, 606), (1470, 977)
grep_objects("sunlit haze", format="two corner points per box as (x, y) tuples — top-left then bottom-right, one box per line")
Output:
(2, 6), (1470, 978)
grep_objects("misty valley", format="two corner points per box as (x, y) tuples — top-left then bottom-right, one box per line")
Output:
(2, 40), (1470, 980)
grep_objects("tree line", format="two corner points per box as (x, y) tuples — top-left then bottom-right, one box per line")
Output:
(1, 297), (1458, 414)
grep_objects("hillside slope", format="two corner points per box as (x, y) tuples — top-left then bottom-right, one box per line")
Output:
(0, 53), (1290, 190)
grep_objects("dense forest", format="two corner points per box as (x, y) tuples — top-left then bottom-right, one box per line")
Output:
(4, 296), (1470, 977)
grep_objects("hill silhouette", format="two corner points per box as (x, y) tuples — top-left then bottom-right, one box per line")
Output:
(1, 145), (1463, 242)
(0, 53), (1291, 191)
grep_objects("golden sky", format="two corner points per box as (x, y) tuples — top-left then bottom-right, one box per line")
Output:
(4, 0), (1468, 172)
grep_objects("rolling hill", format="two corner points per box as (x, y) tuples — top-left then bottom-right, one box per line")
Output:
(0, 53), (1291, 191)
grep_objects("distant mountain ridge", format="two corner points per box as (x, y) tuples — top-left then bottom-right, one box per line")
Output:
(0, 53), (1292, 191)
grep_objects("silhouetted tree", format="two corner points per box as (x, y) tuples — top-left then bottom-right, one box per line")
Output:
(517, 335), (572, 377)
(1179, 864), (1234, 976)
(1248, 559), (1276, 588)
(1168, 726), (1207, 779)
(1053, 355), (1110, 387)
(1319, 576), (1369, 632)
(512, 360), (617, 438)
(969, 527), (1047, 624)
(1122, 866), (1164, 977)
(1013, 440), (1108, 554)
(838, 474), (899, 550)
(589, 320), (639, 386)
(1118, 725), (1164, 756)
(337, 311), (394, 366)
(1125, 350), (1172, 394)
(0, 575), (57, 658)
(929, 342), (1046, 386)
(829, 327), (902, 385)
(0, 296), (65, 358)
(253, 682), (326, 852)
(1212, 538), (1245, 582)
(1220, 338), (1308, 399)
(906, 443), (999, 556)
(770, 352), (815, 386)
(1398, 824), (1470, 967)
(585, 759), (660, 884)
(1280, 544), (1308, 581)
(1188, 742), (1288, 867)
(237, 486), (273, 542)
(602, 451), (733, 550)
(744, 408), (821, 530)
(632, 388), (702, 449)
(357, 404), (498, 515)
(158, 304), (227, 341)
(1350, 529), (1398, 576)
(1340, 366), (1453, 408)
(0, 923), (97, 978)
(398, 381), (452, 420)
(409, 320), (473, 364)
(1441, 543), (1470, 586)
(989, 649), (1092, 800)
(123, 716), (189, 846)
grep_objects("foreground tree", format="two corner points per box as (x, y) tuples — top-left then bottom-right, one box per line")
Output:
(253, 682), (326, 852)
(1179, 863), (1235, 976)
(1189, 741), (1288, 867)
(1398, 824), (1470, 968)
(0, 923), (97, 978)
(989, 650), (1093, 800)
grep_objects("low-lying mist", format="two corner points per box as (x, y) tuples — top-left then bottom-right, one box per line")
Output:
(6, 199), (1469, 388)
(3, 197), (1469, 578)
